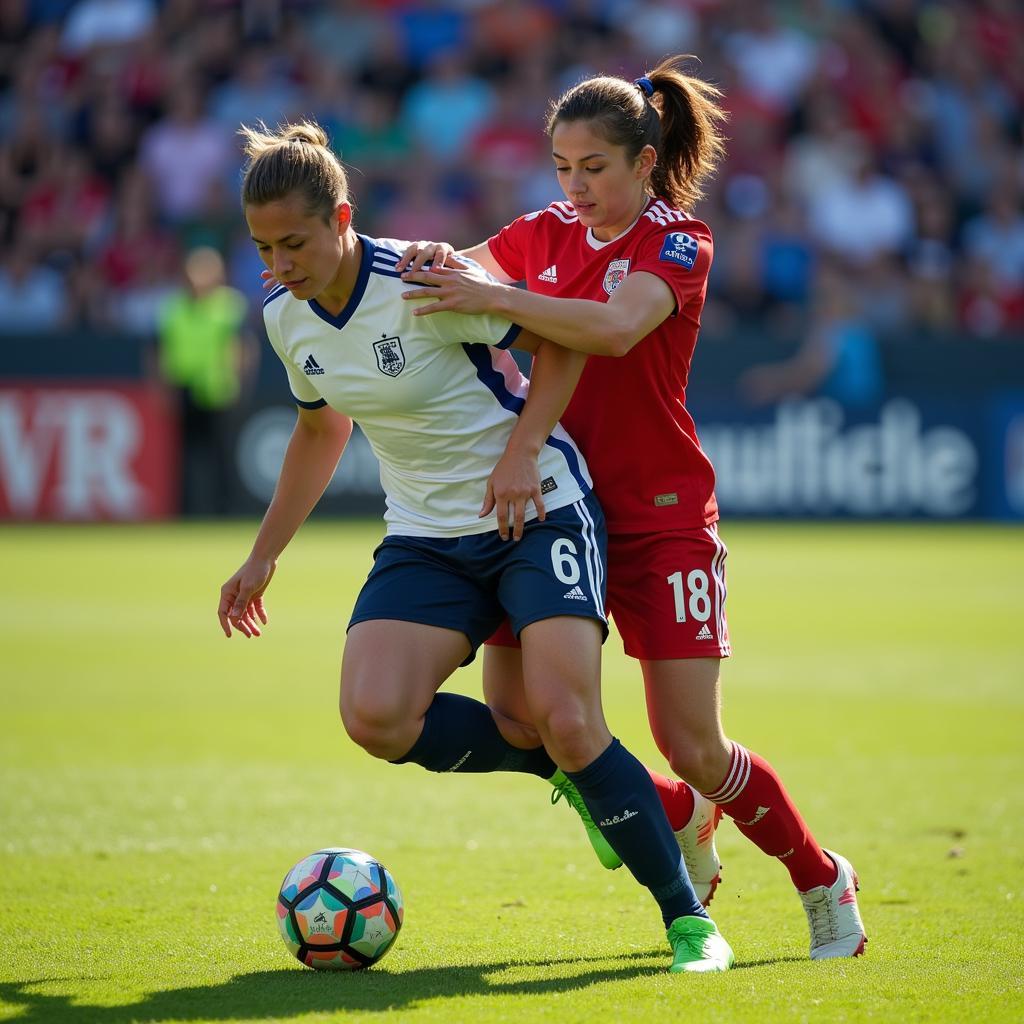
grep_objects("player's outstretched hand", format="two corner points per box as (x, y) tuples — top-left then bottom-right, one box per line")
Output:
(394, 241), (465, 273)
(260, 269), (278, 291)
(401, 265), (501, 316)
(480, 448), (545, 542)
(219, 557), (276, 638)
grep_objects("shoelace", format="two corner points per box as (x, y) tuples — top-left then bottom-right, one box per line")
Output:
(802, 891), (836, 945)
(667, 920), (708, 959)
(550, 779), (599, 831)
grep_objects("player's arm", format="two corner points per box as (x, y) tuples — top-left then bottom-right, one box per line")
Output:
(402, 268), (675, 356)
(219, 404), (352, 638)
(484, 331), (588, 541)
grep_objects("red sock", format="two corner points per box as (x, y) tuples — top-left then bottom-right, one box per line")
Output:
(647, 769), (696, 831)
(703, 743), (836, 891)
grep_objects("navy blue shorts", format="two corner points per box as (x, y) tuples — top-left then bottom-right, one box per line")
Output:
(348, 492), (607, 663)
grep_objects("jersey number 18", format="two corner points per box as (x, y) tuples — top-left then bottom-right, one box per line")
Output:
(666, 570), (711, 623)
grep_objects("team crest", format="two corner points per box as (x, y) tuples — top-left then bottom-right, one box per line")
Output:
(603, 258), (630, 295)
(373, 336), (405, 377)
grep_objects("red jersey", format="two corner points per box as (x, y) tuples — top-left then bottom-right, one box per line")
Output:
(487, 198), (718, 532)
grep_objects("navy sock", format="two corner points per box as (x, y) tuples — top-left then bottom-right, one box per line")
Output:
(566, 738), (707, 927)
(392, 692), (557, 777)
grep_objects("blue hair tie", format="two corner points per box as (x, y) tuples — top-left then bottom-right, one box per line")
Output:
(634, 76), (654, 98)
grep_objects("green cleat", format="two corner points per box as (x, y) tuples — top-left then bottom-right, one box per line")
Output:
(667, 915), (735, 973)
(548, 769), (623, 870)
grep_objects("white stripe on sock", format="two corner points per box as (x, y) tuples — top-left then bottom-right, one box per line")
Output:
(705, 744), (751, 804)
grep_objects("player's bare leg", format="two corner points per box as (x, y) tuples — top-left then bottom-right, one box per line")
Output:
(340, 620), (471, 760)
(342, 620), (562, 778)
(641, 656), (867, 957)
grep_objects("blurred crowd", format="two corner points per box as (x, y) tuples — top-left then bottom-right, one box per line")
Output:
(1, 0), (1023, 349)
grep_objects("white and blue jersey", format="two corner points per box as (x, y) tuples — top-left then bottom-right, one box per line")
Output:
(263, 234), (592, 538)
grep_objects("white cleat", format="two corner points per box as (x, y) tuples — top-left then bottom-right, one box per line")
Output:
(799, 848), (868, 959)
(675, 789), (723, 908)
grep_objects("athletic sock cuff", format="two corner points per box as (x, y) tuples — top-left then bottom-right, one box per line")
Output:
(564, 737), (621, 789)
(702, 743), (751, 804)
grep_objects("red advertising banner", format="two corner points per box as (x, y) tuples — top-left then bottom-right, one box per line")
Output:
(0, 382), (179, 521)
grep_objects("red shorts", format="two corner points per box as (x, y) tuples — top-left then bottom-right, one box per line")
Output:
(488, 524), (731, 660)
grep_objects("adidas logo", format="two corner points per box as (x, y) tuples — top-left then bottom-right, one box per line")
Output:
(563, 585), (588, 601)
(838, 887), (858, 906)
(737, 805), (770, 827)
(538, 264), (558, 282)
(303, 354), (325, 376)
(695, 623), (713, 640)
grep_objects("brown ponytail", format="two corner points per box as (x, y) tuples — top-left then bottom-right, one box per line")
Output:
(239, 120), (350, 222)
(546, 55), (727, 212)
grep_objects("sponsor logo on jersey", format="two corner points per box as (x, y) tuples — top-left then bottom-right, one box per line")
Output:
(563, 585), (588, 601)
(695, 623), (714, 640)
(603, 258), (630, 295)
(659, 231), (698, 270)
(303, 354), (326, 376)
(654, 492), (678, 506)
(538, 264), (558, 282)
(540, 476), (558, 494)
(373, 335), (405, 377)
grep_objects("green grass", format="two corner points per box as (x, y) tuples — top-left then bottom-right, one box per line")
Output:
(1, 521), (1022, 1024)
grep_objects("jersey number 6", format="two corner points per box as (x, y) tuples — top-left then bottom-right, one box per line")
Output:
(550, 538), (581, 585)
(666, 570), (711, 623)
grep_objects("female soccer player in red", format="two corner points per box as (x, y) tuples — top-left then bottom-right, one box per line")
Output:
(397, 55), (867, 960)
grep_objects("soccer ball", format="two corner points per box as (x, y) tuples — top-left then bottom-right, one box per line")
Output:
(276, 847), (404, 970)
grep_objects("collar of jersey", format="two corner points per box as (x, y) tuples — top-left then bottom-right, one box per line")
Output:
(307, 233), (375, 330)
(584, 197), (653, 251)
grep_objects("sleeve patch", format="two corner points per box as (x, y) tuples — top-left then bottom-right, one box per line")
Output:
(659, 231), (699, 270)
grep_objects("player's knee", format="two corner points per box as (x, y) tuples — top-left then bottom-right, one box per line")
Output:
(340, 687), (410, 759)
(537, 706), (600, 766)
(667, 739), (731, 794)
(489, 705), (542, 749)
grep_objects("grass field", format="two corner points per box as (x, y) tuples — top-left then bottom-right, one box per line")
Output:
(1, 520), (1022, 1024)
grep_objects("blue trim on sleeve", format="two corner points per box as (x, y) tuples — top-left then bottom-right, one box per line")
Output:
(460, 343), (589, 493)
(494, 323), (522, 350)
(263, 285), (288, 306)
(294, 396), (327, 409)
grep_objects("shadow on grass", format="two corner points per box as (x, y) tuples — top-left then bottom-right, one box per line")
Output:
(0, 951), (670, 1023)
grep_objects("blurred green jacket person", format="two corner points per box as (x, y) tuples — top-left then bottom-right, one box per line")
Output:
(159, 247), (247, 409)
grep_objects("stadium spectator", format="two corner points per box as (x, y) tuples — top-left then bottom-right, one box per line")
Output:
(59, 0), (156, 56)
(157, 246), (249, 514)
(399, 49), (495, 162)
(740, 263), (884, 409)
(139, 82), (236, 225)
(962, 185), (1024, 292)
(209, 48), (302, 134)
(721, 4), (819, 114)
(0, 234), (66, 332)
(20, 145), (110, 257)
(806, 143), (915, 266)
(0, 0), (1019, 354)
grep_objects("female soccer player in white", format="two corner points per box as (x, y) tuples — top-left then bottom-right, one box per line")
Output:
(219, 120), (733, 972)
(396, 57), (867, 960)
